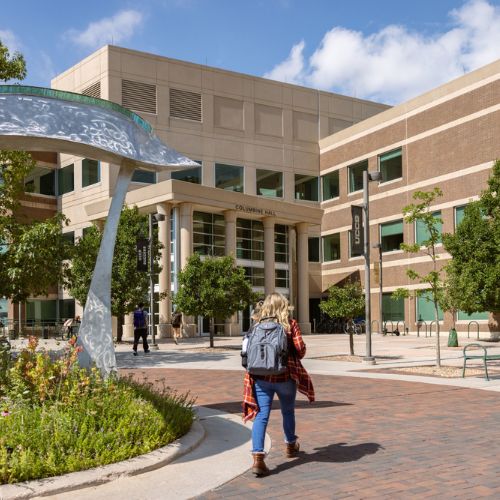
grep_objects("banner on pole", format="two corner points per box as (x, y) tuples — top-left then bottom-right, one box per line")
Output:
(136, 238), (149, 272)
(351, 205), (364, 256)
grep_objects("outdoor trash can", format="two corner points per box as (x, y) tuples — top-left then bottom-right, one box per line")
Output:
(448, 328), (458, 347)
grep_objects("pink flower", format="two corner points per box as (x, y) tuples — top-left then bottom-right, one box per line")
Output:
(1, 410), (9, 417)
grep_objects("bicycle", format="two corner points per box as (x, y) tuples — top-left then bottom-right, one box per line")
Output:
(343, 319), (363, 335)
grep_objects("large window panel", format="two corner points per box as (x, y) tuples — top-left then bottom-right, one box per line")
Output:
(416, 211), (442, 245)
(308, 237), (320, 262)
(172, 161), (202, 184)
(322, 170), (339, 201)
(257, 169), (283, 197)
(237, 219), (263, 261)
(215, 163), (243, 192)
(39, 170), (55, 196)
(382, 293), (404, 322)
(457, 310), (489, 321)
(244, 266), (265, 287)
(132, 169), (156, 184)
(193, 211), (225, 256)
(82, 158), (100, 187)
(322, 233), (341, 262)
(58, 164), (74, 195)
(455, 205), (466, 229)
(348, 160), (368, 193)
(295, 174), (319, 201)
(417, 291), (443, 322)
(379, 148), (402, 183)
(274, 224), (288, 263)
(380, 220), (404, 252)
(275, 269), (289, 289)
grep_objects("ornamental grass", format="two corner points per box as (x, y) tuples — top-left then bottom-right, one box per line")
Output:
(0, 337), (194, 484)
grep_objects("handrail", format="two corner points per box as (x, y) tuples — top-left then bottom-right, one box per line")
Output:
(417, 320), (428, 338)
(467, 320), (480, 340)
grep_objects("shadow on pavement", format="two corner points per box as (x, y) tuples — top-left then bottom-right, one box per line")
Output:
(205, 400), (352, 414)
(270, 441), (383, 474)
(116, 350), (233, 367)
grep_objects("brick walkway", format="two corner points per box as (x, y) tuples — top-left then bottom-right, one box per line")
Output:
(126, 368), (500, 499)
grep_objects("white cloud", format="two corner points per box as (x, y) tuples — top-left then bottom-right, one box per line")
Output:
(264, 0), (500, 104)
(67, 10), (143, 49)
(0, 29), (22, 54)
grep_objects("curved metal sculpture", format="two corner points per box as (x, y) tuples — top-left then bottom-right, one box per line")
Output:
(0, 85), (197, 376)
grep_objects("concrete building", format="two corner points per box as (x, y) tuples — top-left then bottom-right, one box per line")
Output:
(6, 45), (499, 338)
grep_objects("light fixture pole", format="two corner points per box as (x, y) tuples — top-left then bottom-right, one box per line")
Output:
(363, 169), (381, 364)
(373, 242), (383, 334)
(149, 212), (166, 350)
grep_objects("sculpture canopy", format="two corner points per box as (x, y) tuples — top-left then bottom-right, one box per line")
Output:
(0, 85), (197, 170)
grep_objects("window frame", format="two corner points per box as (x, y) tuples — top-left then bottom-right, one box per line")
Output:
(215, 163), (244, 193)
(378, 148), (403, 184)
(380, 219), (404, 253)
(415, 211), (442, 246)
(348, 160), (368, 194)
(256, 168), (283, 198)
(82, 158), (101, 188)
(322, 233), (341, 262)
(294, 174), (319, 202)
(321, 170), (340, 201)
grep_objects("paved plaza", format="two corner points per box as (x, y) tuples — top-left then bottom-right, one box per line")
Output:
(7, 333), (500, 499)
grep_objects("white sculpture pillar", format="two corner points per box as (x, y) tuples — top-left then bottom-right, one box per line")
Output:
(157, 203), (171, 338)
(296, 222), (311, 334)
(263, 217), (276, 296)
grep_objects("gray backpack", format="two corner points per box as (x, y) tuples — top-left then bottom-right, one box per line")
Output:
(242, 319), (288, 376)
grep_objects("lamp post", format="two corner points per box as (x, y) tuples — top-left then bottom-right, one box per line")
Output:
(363, 169), (381, 364)
(373, 242), (383, 334)
(149, 212), (166, 350)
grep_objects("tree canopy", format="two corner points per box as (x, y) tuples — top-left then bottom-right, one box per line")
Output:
(443, 160), (500, 315)
(65, 206), (163, 341)
(0, 39), (26, 82)
(174, 254), (256, 347)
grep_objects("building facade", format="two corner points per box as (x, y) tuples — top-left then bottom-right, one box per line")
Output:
(9, 45), (499, 338)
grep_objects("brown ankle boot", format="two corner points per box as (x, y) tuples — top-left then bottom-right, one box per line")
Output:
(285, 441), (300, 458)
(252, 452), (270, 476)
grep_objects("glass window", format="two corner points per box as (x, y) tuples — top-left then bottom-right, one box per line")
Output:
(322, 233), (341, 262)
(82, 159), (100, 187)
(237, 218), (263, 261)
(171, 164), (202, 184)
(348, 230), (363, 257)
(382, 293), (404, 322)
(379, 148), (402, 183)
(275, 224), (288, 263)
(59, 299), (75, 320)
(457, 310), (489, 321)
(0, 298), (7, 322)
(25, 167), (55, 196)
(455, 205), (466, 228)
(295, 174), (319, 201)
(348, 160), (368, 193)
(193, 211), (225, 256)
(416, 211), (442, 245)
(58, 164), (74, 195)
(256, 169), (283, 197)
(380, 220), (404, 252)
(243, 266), (265, 287)
(417, 291), (443, 322)
(63, 231), (75, 245)
(275, 269), (289, 289)
(308, 237), (320, 262)
(215, 163), (243, 192)
(26, 299), (57, 323)
(322, 170), (339, 201)
(132, 169), (156, 184)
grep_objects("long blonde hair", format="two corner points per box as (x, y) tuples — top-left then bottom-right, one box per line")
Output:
(258, 293), (290, 331)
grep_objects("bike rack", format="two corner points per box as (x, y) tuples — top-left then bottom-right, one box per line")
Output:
(395, 320), (406, 336)
(383, 320), (394, 335)
(467, 320), (480, 340)
(416, 320), (428, 337)
(428, 320), (438, 337)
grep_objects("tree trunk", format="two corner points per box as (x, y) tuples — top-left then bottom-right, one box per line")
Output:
(117, 314), (124, 343)
(349, 332), (354, 356)
(209, 317), (215, 348)
(435, 304), (441, 368)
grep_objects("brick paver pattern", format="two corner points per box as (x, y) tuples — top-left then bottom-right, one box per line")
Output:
(126, 368), (500, 499)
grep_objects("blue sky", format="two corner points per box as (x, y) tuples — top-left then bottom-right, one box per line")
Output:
(2, 0), (500, 104)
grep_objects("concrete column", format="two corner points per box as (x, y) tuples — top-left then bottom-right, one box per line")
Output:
(179, 203), (193, 269)
(157, 203), (171, 338)
(263, 217), (275, 296)
(296, 222), (311, 334)
(123, 312), (134, 340)
(224, 209), (240, 335)
(288, 226), (297, 314)
(179, 203), (196, 336)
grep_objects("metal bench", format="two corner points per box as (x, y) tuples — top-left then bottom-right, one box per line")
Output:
(463, 343), (500, 381)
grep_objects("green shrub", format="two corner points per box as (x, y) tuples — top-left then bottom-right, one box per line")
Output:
(0, 337), (194, 484)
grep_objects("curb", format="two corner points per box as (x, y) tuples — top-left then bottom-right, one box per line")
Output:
(0, 420), (205, 500)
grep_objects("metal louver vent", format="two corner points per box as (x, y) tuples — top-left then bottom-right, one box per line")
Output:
(122, 79), (157, 114)
(170, 88), (202, 122)
(81, 81), (101, 99)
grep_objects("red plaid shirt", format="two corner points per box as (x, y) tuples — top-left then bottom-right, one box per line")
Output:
(242, 319), (315, 422)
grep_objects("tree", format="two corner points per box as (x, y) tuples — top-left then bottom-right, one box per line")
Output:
(174, 254), (257, 348)
(0, 39), (70, 314)
(393, 187), (445, 367)
(443, 161), (500, 316)
(319, 281), (365, 355)
(65, 206), (163, 342)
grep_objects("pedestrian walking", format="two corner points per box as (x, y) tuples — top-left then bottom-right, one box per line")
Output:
(242, 292), (315, 477)
(171, 310), (183, 344)
(133, 303), (149, 355)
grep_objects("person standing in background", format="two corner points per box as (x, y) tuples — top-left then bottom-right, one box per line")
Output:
(133, 303), (149, 355)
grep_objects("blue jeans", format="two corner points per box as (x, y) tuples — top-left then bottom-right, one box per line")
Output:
(251, 379), (297, 453)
